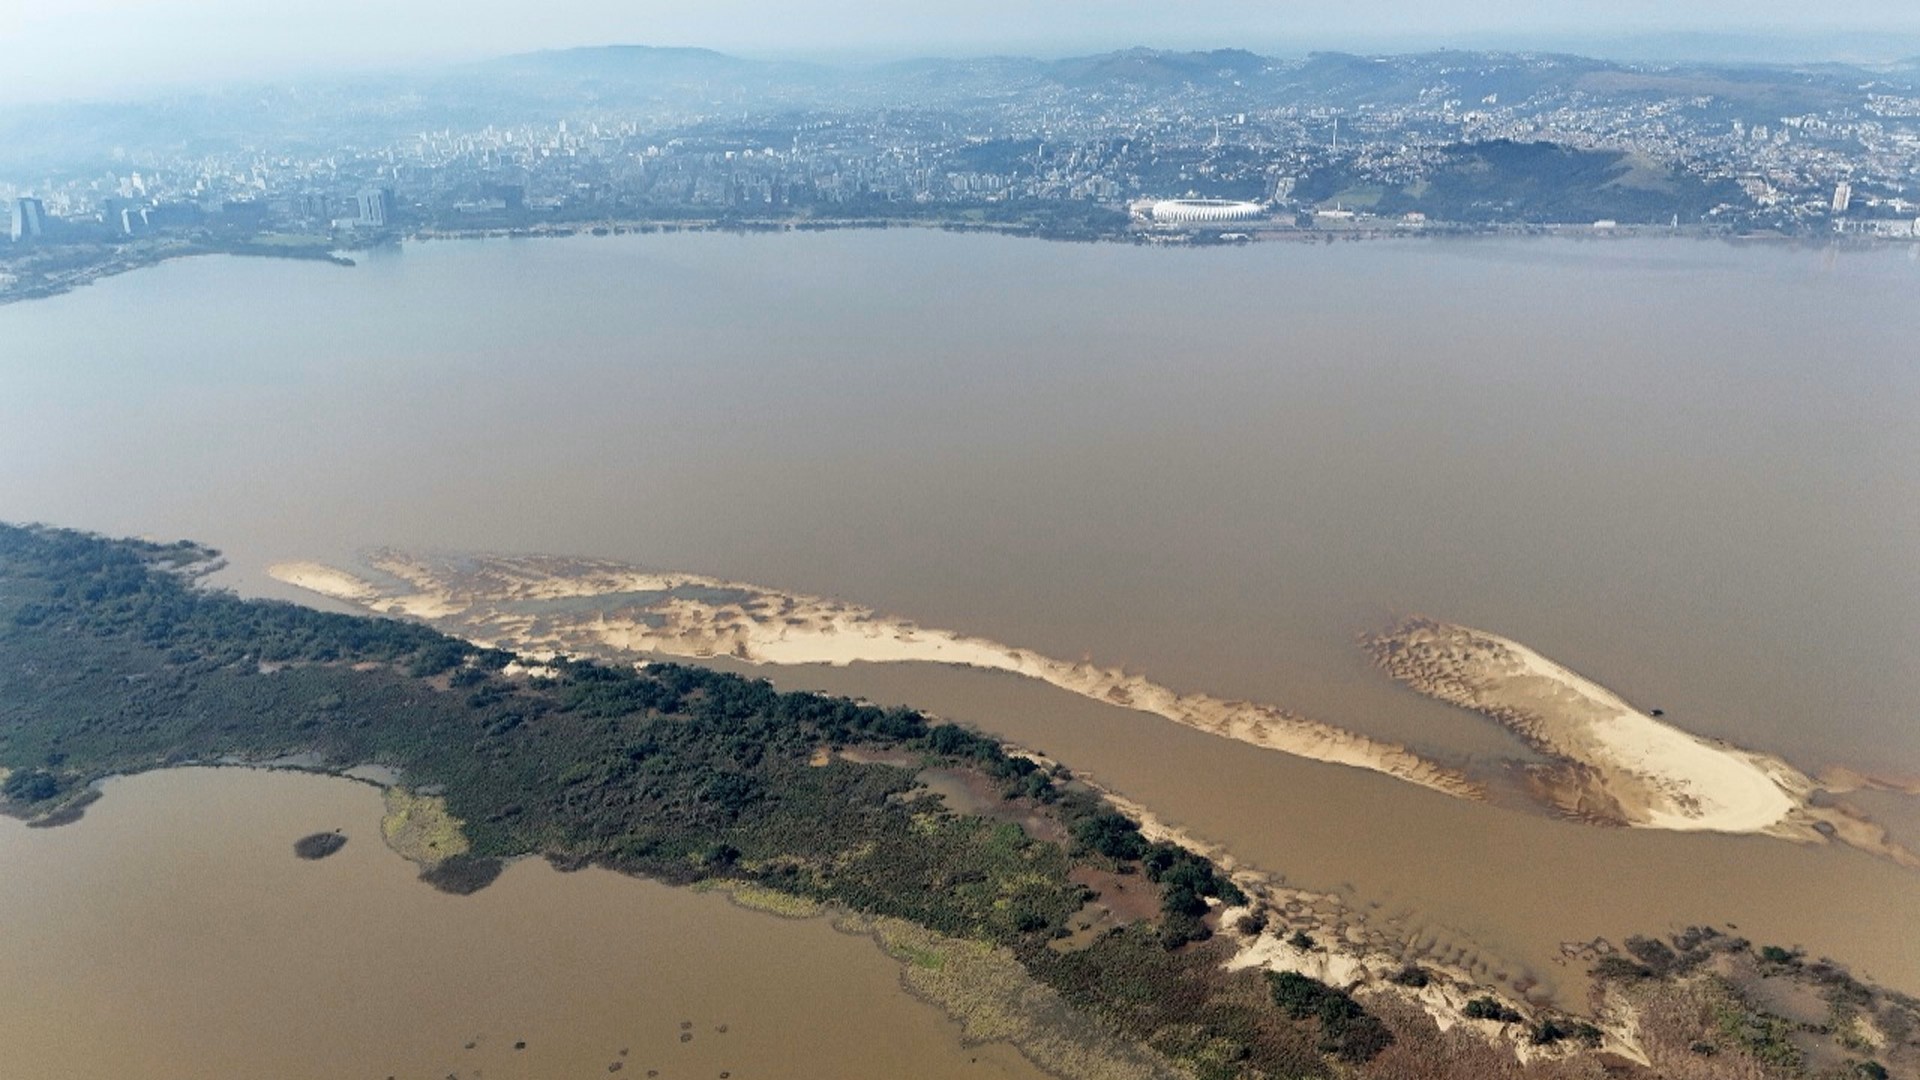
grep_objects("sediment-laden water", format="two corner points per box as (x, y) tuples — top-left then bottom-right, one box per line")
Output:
(0, 768), (1049, 1080)
(1, 230), (1916, 1004)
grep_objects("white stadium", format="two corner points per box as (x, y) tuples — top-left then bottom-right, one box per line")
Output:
(1149, 198), (1267, 224)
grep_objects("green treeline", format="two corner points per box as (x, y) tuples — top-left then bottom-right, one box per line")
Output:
(0, 523), (1382, 1078)
(1294, 139), (1746, 224)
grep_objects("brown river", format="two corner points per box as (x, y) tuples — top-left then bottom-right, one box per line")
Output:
(0, 767), (1046, 1080)
(1, 231), (1917, 1052)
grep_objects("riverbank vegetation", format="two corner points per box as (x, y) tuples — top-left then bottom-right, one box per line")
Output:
(3, 523), (1913, 1080)
(0, 524), (1346, 1078)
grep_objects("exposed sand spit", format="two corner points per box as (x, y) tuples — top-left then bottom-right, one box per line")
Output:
(1365, 618), (1920, 865)
(269, 560), (463, 619)
(267, 561), (383, 607)
(268, 552), (1480, 800)
(267, 553), (1919, 865)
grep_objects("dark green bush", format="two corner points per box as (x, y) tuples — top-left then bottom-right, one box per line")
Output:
(1072, 811), (1148, 861)
(1, 767), (59, 803)
(1268, 971), (1338, 1019)
(1593, 956), (1653, 981)
(1464, 996), (1522, 1023)
(1264, 971), (1393, 1063)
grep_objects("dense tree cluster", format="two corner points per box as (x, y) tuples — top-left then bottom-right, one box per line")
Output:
(1267, 971), (1396, 1063)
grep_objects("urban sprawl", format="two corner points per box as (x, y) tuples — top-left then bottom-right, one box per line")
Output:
(6, 48), (1919, 296)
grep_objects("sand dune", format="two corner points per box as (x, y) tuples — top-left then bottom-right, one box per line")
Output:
(267, 553), (1917, 865)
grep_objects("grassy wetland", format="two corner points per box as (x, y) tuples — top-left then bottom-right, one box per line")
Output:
(2, 523), (1915, 1079)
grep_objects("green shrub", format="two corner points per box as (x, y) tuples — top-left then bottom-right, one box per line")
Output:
(1268, 971), (1337, 1019)
(1072, 811), (1148, 861)
(1158, 912), (1210, 949)
(1624, 935), (1679, 976)
(408, 641), (470, 677)
(1464, 997), (1522, 1023)
(1264, 970), (1392, 1062)
(1593, 955), (1653, 981)
(1, 768), (59, 803)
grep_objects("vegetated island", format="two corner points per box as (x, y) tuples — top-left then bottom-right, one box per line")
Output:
(3, 524), (1916, 1080)
(293, 830), (348, 859)
(268, 550), (1915, 867)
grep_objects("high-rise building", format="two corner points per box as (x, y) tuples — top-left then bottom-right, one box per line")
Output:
(355, 187), (396, 228)
(1832, 181), (1853, 215)
(9, 197), (45, 242)
(291, 192), (332, 222)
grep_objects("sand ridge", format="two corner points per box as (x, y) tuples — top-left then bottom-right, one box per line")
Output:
(267, 553), (1918, 866)
(267, 551), (1484, 802)
(1364, 618), (1920, 865)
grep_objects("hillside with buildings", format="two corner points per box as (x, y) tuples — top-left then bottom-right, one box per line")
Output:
(5, 45), (1919, 299)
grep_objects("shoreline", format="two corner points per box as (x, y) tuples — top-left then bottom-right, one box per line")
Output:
(268, 551), (1920, 868)
(0, 239), (354, 308)
(12, 746), (1589, 1071)
(1003, 750), (1622, 1046)
(16, 760), (1909, 1078)
(4, 216), (1907, 309)
(268, 553), (1484, 802)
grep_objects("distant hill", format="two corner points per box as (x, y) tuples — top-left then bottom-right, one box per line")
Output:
(478, 44), (754, 77)
(1044, 47), (1271, 88)
(457, 45), (828, 100)
(4, 42), (1914, 187)
(872, 55), (1047, 82)
(1274, 51), (1436, 101)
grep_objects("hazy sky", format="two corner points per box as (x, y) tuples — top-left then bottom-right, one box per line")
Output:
(3, 0), (1919, 100)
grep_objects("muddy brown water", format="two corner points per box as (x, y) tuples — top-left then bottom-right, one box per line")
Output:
(1, 231), (1916, 1007)
(0, 768), (1048, 1080)
(729, 659), (1920, 1005)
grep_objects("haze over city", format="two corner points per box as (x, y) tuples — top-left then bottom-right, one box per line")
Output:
(6, 0), (1920, 99)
